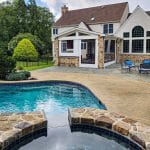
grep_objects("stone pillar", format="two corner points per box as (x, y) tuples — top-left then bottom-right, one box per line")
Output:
(116, 39), (122, 63)
(98, 36), (104, 68)
(53, 39), (59, 66)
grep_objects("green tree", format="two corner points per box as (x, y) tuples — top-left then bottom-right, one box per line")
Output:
(8, 33), (44, 55)
(0, 50), (16, 79)
(15, 0), (28, 33)
(13, 39), (38, 61)
(0, 1), (18, 50)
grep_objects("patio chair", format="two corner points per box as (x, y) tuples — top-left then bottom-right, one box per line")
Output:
(121, 60), (135, 72)
(139, 59), (150, 74)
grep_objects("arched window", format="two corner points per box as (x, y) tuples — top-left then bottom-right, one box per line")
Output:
(132, 26), (144, 37)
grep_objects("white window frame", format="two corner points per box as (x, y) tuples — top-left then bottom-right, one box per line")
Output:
(103, 24), (113, 34)
(53, 28), (58, 35)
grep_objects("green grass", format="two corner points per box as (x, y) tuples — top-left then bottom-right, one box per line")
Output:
(17, 61), (54, 71)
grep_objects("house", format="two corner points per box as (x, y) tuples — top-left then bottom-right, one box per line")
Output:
(52, 2), (150, 68)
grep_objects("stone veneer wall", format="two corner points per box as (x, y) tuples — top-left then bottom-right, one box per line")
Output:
(0, 111), (47, 150)
(59, 57), (79, 67)
(98, 36), (104, 68)
(53, 39), (59, 66)
(120, 54), (150, 63)
(69, 108), (150, 150)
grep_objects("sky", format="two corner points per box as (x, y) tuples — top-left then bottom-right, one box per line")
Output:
(39, 0), (150, 19)
(0, 0), (150, 19)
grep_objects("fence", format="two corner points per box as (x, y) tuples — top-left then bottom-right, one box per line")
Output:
(17, 56), (53, 67)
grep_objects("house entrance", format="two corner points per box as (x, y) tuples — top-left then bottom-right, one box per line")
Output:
(80, 39), (96, 68)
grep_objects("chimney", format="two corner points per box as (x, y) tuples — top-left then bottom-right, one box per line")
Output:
(61, 5), (69, 16)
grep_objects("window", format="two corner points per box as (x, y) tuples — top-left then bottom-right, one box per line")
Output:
(61, 40), (73, 53)
(81, 42), (87, 50)
(132, 40), (144, 53)
(123, 32), (130, 38)
(103, 24), (113, 34)
(132, 26), (144, 37)
(109, 24), (113, 34)
(123, 40), (129, 53)
(146, 39), (150, 53)
(104, 24), (108, 34)
(110, 40), (115, 52)
(147, 31), (150, 37)
(104, 40), (108, 52)
(53, 28), (58, 35)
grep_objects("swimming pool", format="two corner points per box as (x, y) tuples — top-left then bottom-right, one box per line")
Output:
(0, 81), (105, 113)
(0, 81), (143, 150)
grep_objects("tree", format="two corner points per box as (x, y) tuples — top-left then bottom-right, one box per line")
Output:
(0, 1), (18, 50)
(0, 50), (16, 79)
(8, 33), (45, 55)
(15, 0), (28, 33)
(13, 39), (38, 61)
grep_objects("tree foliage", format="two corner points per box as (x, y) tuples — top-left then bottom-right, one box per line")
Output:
(13, 39), (38, 61)
(0, 0), (54, 54)
(8, 33), (45, 55)
(0, 50), (16, 79)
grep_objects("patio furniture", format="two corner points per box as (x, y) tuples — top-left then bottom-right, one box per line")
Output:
(121, 60), (135, 72)
(139, 59), (150, 74)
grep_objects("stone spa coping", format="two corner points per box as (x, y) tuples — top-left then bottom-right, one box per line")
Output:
(68, 108), (150, 150)
(0, 111), (47, 150)
(0, 109), (150, 150)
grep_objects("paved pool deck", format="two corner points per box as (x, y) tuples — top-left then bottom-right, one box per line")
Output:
(30, 66), (150, 126)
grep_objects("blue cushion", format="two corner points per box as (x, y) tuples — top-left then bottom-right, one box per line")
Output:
(124, 60), (134, 67)
(143, 59), (150, 64)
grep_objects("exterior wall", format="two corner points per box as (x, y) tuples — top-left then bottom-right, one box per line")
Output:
(59, 57), (79, 67)
(98, 36), (104, 68)
(53, 38), (79, 67)
(120, 3), (129, 25)
(52, 26), (76, 40)
(120, 54), (150, 63)
(117, 8), (150, 38)
(89, 23), (120, 34)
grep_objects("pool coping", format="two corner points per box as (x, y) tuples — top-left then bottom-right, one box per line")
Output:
(0, 111), (47, 150)
(68, 108), (150, 150)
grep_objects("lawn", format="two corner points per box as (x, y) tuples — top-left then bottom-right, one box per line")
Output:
(17, 61), (54, 71)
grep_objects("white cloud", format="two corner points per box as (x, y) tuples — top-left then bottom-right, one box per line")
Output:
(41, 0), (150, 19)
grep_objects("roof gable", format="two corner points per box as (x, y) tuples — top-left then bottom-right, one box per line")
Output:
(116, 6), (150, 37)
(54, 2), (128, 27)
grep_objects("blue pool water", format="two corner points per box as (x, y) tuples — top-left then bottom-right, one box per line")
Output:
(0, 81), (105, 113)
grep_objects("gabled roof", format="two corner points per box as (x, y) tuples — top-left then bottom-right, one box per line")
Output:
(54, 27), (104, 39)
(54, 2), (128, 27)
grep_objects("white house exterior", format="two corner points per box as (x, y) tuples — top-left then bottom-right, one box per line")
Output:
(52, 2), (150, 68)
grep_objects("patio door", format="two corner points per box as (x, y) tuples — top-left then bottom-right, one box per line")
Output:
(80, 39), (97, 68)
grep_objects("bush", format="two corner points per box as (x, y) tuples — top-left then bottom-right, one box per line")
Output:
(6, 71), (31, 81)
(16, 65), (24, 70)
(8, 33), (45, 55)
(21, 71), (31, 78)
(13, 39), (38, 61)
(0, 51), (16, 79)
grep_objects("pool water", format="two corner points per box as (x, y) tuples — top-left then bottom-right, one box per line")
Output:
(0, 82), (105, 113)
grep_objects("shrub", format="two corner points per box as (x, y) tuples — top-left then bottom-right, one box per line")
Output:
(16, 65), (24, 70)
(6, 71), (31, 81)
(13, 39), (38, 61)
(0, 51), (16, 79)
(21, 71), (31, 78)
(8, 33), (45, 55)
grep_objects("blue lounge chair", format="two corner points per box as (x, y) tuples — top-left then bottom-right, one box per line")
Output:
(122, 60), (135, 72)
(139, 59), (150, 74)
